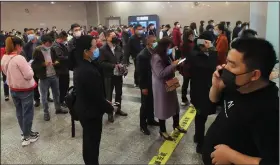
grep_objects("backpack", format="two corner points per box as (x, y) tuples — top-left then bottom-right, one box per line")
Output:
(65, 86), (79, 121)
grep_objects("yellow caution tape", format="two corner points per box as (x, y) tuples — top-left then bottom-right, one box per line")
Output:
(148, 106), (197, 165)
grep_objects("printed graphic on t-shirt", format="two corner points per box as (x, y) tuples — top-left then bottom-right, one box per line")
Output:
(224, 100), (234, 118)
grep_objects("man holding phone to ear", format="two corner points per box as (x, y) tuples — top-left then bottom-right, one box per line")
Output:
(202, 38), (279, 165)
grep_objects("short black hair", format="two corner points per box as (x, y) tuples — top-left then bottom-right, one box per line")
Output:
(134, 24), (142, 30)
(161, 25), (165, 29)
(71, 23), (81, 30)
(236, 21), (242, 26)
(226, 22), (231, 26)
(41, 34), (54, 44)
(129, 24), (133, 28)
(165, 24), (171, 29)
(216, 24), (225, 33)
(231, 38), (276, 80)
(240, 29), (258, 38)
(76, 35), (94, 51)
(174, 22), (179, 26)
(58, 31), (68, 39)
(199, 31), (214, 42)
(200, 20), (205, 25)
(24, 28), (28, 32)
(241, 22), (248, 28)
(93, 27), (98, 31)
(52, 26), (56, 29)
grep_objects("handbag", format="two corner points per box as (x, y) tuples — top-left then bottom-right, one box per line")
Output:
(165, 77), (180, 92)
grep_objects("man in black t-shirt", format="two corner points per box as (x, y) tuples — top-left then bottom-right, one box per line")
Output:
(203, 38), (279, 165)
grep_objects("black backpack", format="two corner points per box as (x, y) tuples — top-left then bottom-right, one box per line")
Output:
(65, 86), (78, 121)
(65, 86), (78, 137)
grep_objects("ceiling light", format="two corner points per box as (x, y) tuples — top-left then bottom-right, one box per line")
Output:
(167, 2), (170, 3)
(50, 2), (55, 4)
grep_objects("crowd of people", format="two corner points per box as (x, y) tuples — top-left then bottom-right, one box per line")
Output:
(0, 19), (279, 165)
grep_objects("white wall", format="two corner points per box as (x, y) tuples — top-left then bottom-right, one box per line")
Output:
(266, 2), (279, 57)
(1, 2), (88, 32)
(1, 2), (251, 32)
(250, 2), (268, 38)
(96, 2), (250, 27)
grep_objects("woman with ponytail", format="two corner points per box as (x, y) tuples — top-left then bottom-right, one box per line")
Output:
(1, 36), (39, 147)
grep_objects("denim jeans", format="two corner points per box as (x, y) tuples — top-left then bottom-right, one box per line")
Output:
(11, 90), (34, 138)
(39, 76), (61, 114)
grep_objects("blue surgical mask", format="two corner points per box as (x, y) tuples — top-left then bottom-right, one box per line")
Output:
(214, 30), (219, 36)
(167, 48), (172, 55)
(92, 48), (100, 60)
(152, 42), (158, 49)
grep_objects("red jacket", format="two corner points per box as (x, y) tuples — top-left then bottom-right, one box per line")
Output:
(215, 34), (228, 65)
(172, 27), (182, 47)
(0, 47), (5, 72)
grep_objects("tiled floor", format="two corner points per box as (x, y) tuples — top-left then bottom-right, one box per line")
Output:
(4, 62), (278, 164)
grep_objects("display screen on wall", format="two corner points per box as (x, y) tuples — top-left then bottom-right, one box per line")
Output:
(139, 21), (147, 28)
(148, 21), (157, 28)
(129, 22), (137, 26)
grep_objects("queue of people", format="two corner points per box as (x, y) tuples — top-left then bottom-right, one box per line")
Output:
(1, 19), (279, 165)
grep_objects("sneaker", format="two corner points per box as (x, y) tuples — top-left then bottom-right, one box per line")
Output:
(21, 131), (39, 141)
(30, 134), (39, 143)
(22, 138), (30, 147)
(44, 113), (50, 121)
(4, 96), (9, 101)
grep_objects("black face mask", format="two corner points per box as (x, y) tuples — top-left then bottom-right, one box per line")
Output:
(220, 68), (252, 90)
(111, 37), (119, 45)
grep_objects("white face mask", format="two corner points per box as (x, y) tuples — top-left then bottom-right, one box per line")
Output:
(238, 24), (241, 28)
(176, 24), (181, 28)
(73, 31), (82, 38)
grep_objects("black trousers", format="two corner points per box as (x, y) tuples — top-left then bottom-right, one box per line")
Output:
(104, 76), (123, 104)
(181, 76), (190, 103)
(79, 116), (103, 165)
(59, 74), (70, 104)
(194, 114), (208, 145)
(2, 72), (9, 96)
(140, 88), (155, 127)
(33, 75), (51, 101)
(175, 49), (181, 60)
(133, 58), (139, 86)
(159, 114), (180, 132)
